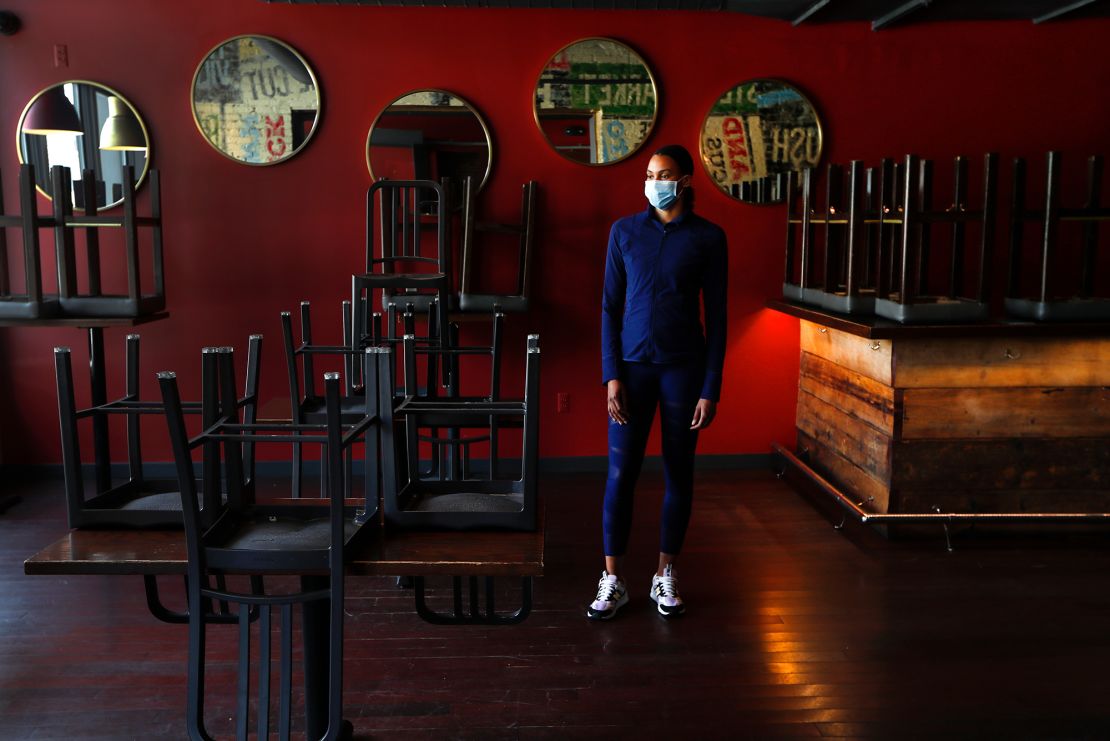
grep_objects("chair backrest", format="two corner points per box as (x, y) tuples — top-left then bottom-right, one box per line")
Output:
(365, 179), (448, 274)
(460, 177), (538, 302)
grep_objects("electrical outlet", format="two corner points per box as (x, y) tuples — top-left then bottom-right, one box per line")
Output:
(53, 44), (68, 68)
(556, 392), (570, 413)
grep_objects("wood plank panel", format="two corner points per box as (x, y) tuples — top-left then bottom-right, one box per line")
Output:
(901, 387), (1110, 439)
(800, 321), (892, 385)
(797, 431), (892, 513)
(796, 390), (892, 482)
(892, 437), (1110, 490)
(892, 337), (1110, 388)
(799, 352), (897, 435)
(894, 487), (1110, 515)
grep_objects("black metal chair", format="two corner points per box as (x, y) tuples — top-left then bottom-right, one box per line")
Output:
(1006, 151), (1110, 321)
(0, 163), (60, 318)
(873, 153), (998, 323)
(352, 180), (451, 379)
(53, 333), (262, 529)
(281, 301), (376, 512)
(159, 345), (386, 741)
(397, 311), (505, 482)
(51, 164), (165, 317)
(458, 178), (538, 314)
(381, 334), (540, 531)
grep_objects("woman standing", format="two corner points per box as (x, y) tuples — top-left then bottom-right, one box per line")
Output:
(587, 144), (728, 620)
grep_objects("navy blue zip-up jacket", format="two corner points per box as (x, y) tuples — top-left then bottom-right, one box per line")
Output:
(601, 206), (728, 402)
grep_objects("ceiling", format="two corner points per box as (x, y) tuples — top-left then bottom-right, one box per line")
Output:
(260, 0), (1110, 29)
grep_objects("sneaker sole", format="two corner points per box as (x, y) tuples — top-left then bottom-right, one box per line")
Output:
(586, 594), (629, 620)
(650, 591), (685, 618)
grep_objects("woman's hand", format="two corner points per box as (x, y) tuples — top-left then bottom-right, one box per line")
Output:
(607, 380), (629, 425)
(690, 398), (716, 430)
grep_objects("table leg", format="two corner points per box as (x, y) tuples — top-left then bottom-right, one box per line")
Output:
(87, 326), (111, 492)
(300, 576), (353, 740)
(301, 575), (329, 738)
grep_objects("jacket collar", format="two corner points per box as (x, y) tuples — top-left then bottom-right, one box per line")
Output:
(639, 204), (692, 231)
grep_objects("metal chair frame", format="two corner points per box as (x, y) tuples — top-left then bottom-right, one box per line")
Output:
(159, 345), (387, 741)
(458, 178), (538, 313)
(381, 334), (540, 531)
(1006, 152), (1110, 321)
(0, 163), (60, 318)
(53, 333), (261, 528)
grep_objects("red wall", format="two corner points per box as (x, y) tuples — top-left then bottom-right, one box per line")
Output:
(1, 0), (1107, 465)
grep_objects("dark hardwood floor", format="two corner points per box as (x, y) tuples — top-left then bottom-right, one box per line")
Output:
(3, 469), (1110, 740)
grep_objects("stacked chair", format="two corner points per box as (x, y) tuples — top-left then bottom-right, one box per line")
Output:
(0, 163), (164, 319)
(786, 152), (998, 323)
(350, 177), (542, 532)
(1006, 152), (1109, 320)
(783, 149), (1109, 323)
(45, 173), (544, 734)
(158, 344), (387, 740)
(54, 332), (262, 529)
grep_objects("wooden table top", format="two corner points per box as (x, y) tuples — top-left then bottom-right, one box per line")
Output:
(25, 513), (545, 579)
(766, 299), (1110, 340)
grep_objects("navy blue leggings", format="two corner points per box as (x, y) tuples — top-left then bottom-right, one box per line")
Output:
(603, 360), (703, 557)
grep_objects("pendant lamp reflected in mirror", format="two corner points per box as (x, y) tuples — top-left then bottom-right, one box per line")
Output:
(23, 86), (82, 135)
(99, 96), (147, 151)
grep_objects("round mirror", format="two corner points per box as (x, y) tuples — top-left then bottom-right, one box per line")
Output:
(533, 37), (658, 166)
(699, 79), (823, 204)
(16, 80), (150, 211)
(366, 89), (492, 188)
(191, 35), (320, 165)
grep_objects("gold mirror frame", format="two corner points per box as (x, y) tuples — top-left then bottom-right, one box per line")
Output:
(16, 80), (151, 211)
(699, 78), (823, 205)
(532, 36), (659, 167)
(191, 34), (321, 167)
(365, 88), (493, 190)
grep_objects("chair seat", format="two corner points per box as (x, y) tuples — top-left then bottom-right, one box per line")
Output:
(206, 508), (370, 572)
(0, 295), (62, 318)
(354, 272), (448, 289)
(59, 293), (166, 317)
(298, 395), (367, 423)
(401, 491), (524, 513)
(458, 294), (528, 313)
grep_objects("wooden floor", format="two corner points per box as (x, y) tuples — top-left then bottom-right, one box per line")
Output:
(3, 469), (1110, 740)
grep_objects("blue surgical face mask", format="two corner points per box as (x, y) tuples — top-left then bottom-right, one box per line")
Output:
(645, 178), (681, 210)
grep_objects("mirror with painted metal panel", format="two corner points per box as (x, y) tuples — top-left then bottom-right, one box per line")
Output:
(16, 80), (150, 211)
(533, 38), (658, 166)
(366, 89), (493, 189)
(191, 35), (320, 165)
(699, 79), (823, 204)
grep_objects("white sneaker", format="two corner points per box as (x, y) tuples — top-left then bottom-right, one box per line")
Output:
(650, 564), (685, 617)
(586, 571), (628, 620)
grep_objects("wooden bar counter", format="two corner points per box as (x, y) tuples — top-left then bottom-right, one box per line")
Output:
(769, 300), (1110, 534)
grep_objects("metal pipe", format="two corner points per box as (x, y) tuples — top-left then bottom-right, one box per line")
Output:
(793, 0), (831, 26)
(1033, 0), (1097, 24)
(773, 443), (1110, 524)
(872, 0), (929, 31)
